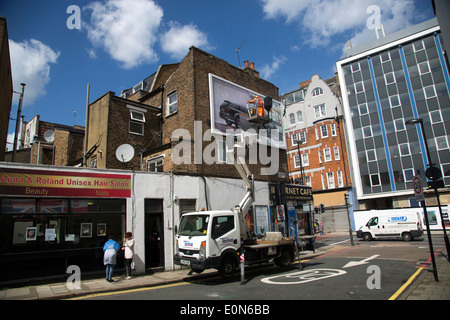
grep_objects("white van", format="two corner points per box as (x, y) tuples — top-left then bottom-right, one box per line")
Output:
(356, 211), (423, 241)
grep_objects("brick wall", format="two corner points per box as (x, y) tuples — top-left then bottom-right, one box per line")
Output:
(141, 46), (287, 182)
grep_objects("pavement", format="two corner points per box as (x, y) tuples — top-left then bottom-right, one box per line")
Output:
(1, 235), (449, 300)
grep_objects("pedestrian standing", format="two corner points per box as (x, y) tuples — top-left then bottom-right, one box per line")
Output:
(103, 235), (120, 282)
(319, 221), (324, 235)
(122, 232), (135, 279)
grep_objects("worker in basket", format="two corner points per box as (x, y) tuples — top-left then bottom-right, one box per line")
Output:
(247, 95), (265, 117)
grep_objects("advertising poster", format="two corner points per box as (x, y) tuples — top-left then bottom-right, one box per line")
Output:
(255, 205), (270, 235)
(208, 73), (286, 149)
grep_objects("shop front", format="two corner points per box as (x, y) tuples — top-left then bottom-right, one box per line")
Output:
(269, 183), (314, 248)
(0, 166), (131, 284)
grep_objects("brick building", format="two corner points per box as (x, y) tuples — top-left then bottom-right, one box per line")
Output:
(0, 16), (13, 161)
(4, 115), (85, 166)
(86, 46), (288, 183)
(282, 74), (352, 232)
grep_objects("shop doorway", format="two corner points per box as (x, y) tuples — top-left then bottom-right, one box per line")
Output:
(145, 199), (164, 269)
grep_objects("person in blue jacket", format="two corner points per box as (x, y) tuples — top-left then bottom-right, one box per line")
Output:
(103, 235), (120, 282)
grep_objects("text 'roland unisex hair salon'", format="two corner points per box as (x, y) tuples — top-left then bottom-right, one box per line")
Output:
(0, 165), (131, 283)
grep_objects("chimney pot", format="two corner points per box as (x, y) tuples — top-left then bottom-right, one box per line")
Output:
(250, 62), (255, 70)
(244, 60), (249, 68)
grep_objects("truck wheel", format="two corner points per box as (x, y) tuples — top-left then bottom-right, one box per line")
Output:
(402, 232), (412, 241)
(219, 255), (236, 279)
(363, 233), (372, 241)
(274, 247), (293, 267)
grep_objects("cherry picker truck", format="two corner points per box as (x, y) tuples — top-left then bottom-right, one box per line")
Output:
(174, 114), (301, 283)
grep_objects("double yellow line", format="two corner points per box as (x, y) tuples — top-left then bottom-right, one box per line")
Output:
(388, 267), (425, 300)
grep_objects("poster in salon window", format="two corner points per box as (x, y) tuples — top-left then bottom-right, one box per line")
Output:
(255, 205), (270, 236)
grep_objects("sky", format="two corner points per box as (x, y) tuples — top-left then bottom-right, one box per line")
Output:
(1, 0), (435, 150)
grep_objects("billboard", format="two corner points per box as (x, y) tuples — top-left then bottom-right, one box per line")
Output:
(208, 73), (286, 149)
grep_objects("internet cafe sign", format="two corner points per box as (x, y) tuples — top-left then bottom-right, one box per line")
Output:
(270, 184), (313, 202)
(0, 167), (131, 198)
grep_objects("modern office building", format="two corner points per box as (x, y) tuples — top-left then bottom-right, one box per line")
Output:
(336, 18), (450, 210)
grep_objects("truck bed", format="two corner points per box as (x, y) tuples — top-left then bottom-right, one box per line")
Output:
(245, 238), (294, 249)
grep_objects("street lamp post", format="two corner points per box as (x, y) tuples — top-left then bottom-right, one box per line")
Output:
(405, 118), (450, 263)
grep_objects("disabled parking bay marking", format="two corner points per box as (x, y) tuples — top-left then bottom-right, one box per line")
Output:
(261, 268), (347, 285)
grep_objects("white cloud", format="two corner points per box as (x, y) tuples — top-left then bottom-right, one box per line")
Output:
(160, 22), (209, 60)
(9, 39), (60, 107)
(261, 0), (420, 49)
(85, 0), (164, 69)
(260, 56), (287, 80)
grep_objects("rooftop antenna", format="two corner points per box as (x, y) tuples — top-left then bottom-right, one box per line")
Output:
(236, 40), (246, 68)
(72, 109), (76, 126)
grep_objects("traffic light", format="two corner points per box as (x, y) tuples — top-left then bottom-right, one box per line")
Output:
(320, 204), (325, 214)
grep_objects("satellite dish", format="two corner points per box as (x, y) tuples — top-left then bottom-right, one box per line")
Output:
(115, 144), (135, 163)
(44, 130), (55, 142)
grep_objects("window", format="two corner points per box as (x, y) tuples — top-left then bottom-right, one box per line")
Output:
(327, 172), (335, 189)
(359, 103), (368, 115)
(355, 81), (364, 93)
(413, 40), (424, 52)
(371, 174), (381, 186)
(167, 91), (178, 115)
(314, 104), (326, 118)
(430, 110), (442, 123)
(217, 140), (232, 164)
(90, 157), (97, 168)
(302, 153), (309, 166)
(380, 51), (391, 62)
(404, 168), (414, 182)
(395, 119), (405, 131)
(418, 61), (430, 75)
(211, 216), (235, 239)
(147, 156), (164, 172)
(424, 85), (436, 99)
(129, 109), (145, 135)
(436, 136), (449, 150)
(330, 123), (337, 136)
(318, 149), (322, 163)
(399, 143), (410, 156)
(367, 149), (377, 162)
(304, 175), (311, 187)
(179, 199), (197, 215)
(389, 95), (400, 108)
(297, 111), (303, 123)
(363, 126), (372, 138)
(333, 146), (340, 160)
(312, 87), (323, 97)
(294, 155), (301, 168)
(321, 125), (328, 138)
(385, 72), (395, 84)
(323, 147), (332, 162)
(289, 113), (295, 125)
(366, 217), (378, 227)
(299, 131), (306, 144)
(293, 131), (306, 144)
(351, 62), (360, 73)
(337, 171), (344, 188)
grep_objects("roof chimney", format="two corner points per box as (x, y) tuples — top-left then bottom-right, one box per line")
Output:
(244, 60), (249, 69)
(250, 62), (255, 70)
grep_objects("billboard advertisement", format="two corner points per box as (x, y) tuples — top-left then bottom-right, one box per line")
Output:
(208, 73), (286, 149)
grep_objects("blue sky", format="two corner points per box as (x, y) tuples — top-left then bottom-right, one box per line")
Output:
(1, 0), (435, 150)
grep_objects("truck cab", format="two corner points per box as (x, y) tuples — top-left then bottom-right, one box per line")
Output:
(174, 210), (240, 275)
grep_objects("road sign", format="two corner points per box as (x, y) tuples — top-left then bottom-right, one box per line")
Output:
(413, 175), (424, 202)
